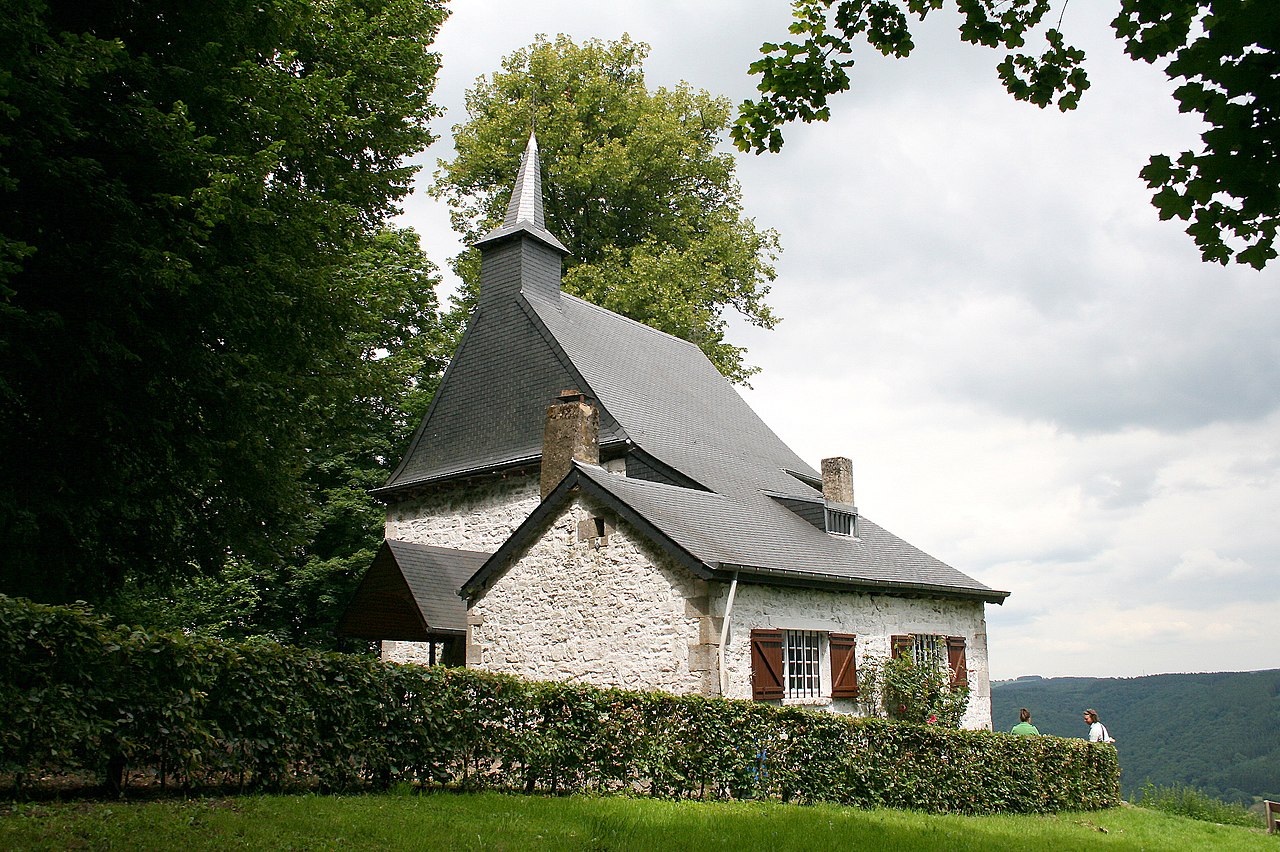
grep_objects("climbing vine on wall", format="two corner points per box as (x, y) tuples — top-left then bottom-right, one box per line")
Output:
(859, 654), (970, 728)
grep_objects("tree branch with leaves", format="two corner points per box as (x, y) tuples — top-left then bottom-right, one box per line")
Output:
(735, 1), (1278, 269)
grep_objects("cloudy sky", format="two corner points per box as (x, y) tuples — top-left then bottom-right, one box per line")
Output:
(398, 2), (1279, 681)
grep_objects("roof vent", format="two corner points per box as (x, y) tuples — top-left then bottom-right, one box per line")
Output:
(825, 507), (855, 537)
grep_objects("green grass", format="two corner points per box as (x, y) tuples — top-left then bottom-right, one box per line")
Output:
(1130, 782), (1263, 828)
(1, 791), (1274, 851)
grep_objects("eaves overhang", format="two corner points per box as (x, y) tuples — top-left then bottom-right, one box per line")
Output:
(709, 561), (1011, 605)
(370, 438), (629, 501)
(475, 223), (569, 255)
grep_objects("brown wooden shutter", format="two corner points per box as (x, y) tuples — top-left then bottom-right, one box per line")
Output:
(946, 636), (968, 688)
(890, 634), (912, 660)
(830, 633), (858, 698)
(750, 628), (784, 700)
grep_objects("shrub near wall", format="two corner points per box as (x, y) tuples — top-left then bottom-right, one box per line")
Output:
(0, 596), (1120, 812)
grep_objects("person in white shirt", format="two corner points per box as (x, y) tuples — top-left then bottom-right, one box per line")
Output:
(1083, 708), (1114, 743)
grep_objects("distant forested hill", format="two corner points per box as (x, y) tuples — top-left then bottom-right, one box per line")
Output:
(991, 669), (1280, 804)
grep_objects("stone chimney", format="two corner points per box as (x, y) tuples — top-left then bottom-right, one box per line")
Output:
(821, 456), (854, 505)
(541, 390), (599, 498)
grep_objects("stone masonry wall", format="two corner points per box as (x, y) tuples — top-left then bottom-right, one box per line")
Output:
(382, 459), (626, 551)
(384, 472), (542, 551)
(382, 461), (629, 667)
(716, 582), (994, 729)
(467, 494), (711, 695)
(380, 473), (540, 666)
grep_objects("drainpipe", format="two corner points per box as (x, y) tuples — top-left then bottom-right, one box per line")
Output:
(717, 571), (740, 697)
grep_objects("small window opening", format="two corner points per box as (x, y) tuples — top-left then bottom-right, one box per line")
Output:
(912, 634), (943, 668)
(578, 515), (613, 547)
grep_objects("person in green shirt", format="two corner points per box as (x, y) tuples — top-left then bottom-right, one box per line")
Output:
(1011, 708), (1040, 735)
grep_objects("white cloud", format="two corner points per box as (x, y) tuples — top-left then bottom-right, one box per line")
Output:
(1169, 548), (1254, 582)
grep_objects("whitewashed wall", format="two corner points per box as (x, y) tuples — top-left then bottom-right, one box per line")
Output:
(382, 639), (441, 666)
(384, 458), (627, 550)
(716, 583), (993, 729)
(384, 472), (541, 551)
(467, 495), (712, 694)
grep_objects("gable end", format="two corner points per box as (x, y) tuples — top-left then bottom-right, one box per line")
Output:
(460, 465), (714, 601)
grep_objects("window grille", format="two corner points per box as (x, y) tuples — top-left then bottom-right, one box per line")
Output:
(912, 634), (943, 668)
(784, 630), (822, 698)
(825, 508), (854, 536)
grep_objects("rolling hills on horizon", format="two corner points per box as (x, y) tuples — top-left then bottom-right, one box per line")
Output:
(990, 668), (1280, 804)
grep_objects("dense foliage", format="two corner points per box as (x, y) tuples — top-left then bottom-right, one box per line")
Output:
(434, 35), (781, 383)
(858, 653), (970, 727)
(991, 671), (1280, 805)
(1, 596), (1119, 811)
(735, 1), (1279, 269)
(0, 0), (447, 603)
(102, 229), (450, 649)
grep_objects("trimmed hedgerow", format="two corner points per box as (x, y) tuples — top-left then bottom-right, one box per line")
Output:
(0, 595), (1119, 811)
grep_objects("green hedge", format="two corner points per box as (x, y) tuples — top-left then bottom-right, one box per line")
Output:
(0, 595), (1119, 811)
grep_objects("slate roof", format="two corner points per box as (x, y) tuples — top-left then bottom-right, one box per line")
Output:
(463, 463), (1006, 603)
(376, 132), (1007, 605)
(475, 132), (568, 254)
(338, 540), (489, 639)
(523, 291), (818, 498)
(377, 285), (818, 497)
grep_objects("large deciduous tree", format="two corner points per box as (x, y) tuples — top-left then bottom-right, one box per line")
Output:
(107, 228), (449, 648)
(0, 0), (448, 603)
(433, 35), (781, 383)
(733, 1), (1279, 270)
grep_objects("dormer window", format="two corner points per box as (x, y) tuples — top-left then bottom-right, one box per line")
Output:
(825, 507), (855, 536)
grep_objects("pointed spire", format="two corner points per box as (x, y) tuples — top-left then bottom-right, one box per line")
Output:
(475, 131), (568, 255)
(504, 132), (546, 230)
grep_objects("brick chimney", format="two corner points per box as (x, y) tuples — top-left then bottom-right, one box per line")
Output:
(821, 456), (854, 505)
(541, 390), (599, 498)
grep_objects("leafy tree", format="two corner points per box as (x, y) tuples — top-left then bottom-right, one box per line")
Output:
(105, 228), (449, 649)
(734, 1), (1279, 270)
(433, 35), (781, 383)
(0, 0), (448, 603)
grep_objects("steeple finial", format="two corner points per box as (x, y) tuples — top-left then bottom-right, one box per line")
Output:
(504, 132), (545, 230)
(474, 130), (568, 255)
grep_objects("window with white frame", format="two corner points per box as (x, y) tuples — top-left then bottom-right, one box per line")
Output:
(750, 629), (859, 701)
(783, 630), (822, 698)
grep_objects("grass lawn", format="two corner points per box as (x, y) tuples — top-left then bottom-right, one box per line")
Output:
(1, 790), (1273, 851)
